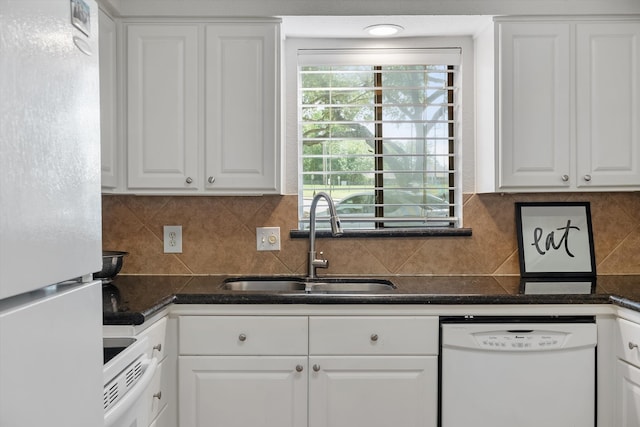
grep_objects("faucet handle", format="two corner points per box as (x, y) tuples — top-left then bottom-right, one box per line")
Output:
(312, 252), (329, 270)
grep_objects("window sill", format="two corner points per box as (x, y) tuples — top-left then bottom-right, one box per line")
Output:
(290, 228), (472, 239)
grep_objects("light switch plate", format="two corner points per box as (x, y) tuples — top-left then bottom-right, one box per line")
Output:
(164, 225), (183, 253)
(257, 227), (281, 251)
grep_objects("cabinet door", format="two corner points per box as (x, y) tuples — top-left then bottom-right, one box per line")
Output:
(127, 24), (200, 190)
(497, 22), (572, 188)
(308, 356), (437, 427)
(576, 22), (640, 188)
(99, 11), (119, 190)
(179, 356), (307, 427)
(615, 360), (640, 427)
(204, 23), (279, 193)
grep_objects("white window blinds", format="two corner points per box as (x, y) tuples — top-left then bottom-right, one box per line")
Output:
(298, 48), (461, 230)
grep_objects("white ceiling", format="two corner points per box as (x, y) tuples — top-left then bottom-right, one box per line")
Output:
(281, 15), (494, 38)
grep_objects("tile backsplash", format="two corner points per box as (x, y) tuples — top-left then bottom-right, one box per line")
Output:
(102, 192), (640, 276)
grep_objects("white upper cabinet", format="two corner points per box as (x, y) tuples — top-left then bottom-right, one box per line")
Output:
(126, 24), (200, 190)
(497, 22), (572, 189)
(204, 23), (279, 193)
(123, 19), (281, 195)
(99, 10), (119, 190)
(481, 16), (640, 192)
(576, 22), (640, 188)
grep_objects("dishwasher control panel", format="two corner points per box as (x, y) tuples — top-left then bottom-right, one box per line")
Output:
(473, 330), (567, 350)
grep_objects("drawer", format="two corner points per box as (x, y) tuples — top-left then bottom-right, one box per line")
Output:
(309, 316), (439, 355)
(139, 317), (167, 361)
(148, 359), (166, 422)
(149, 404), (167, 427)
(618, 318), (640, 366)
(179, 316), (308, 355)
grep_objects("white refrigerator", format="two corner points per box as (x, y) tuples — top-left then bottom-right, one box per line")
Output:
(0, 0), (104, 426)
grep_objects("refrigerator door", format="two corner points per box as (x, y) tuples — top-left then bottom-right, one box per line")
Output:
(0, 0), (102, 298)
(0, 281), (104, 427)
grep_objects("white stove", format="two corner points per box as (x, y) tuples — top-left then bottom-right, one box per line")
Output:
(103, 336), (157, 427)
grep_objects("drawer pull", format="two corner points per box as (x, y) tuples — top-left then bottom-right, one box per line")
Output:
(296, 365), (304, 372)
(238, 333), (247, 342)
(370, 334), (379, 342)
(153, 344), (162, 352)
(629, 342), (638, 350)
(313, 364), (321, 372)
(153, 391), (162, 400)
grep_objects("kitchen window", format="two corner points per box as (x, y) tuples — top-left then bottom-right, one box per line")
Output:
(296, 48), (461, 231)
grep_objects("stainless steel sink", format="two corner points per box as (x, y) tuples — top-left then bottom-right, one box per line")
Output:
(221, 278), (396, 293)
(306, 281), (395, 293)
(221, 279), (306, 292)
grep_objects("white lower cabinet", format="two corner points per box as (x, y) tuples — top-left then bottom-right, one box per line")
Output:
(615, 360), (640, 427)
(178, 315), (438, 427)
(615, 317), (640, 427)
(138, 317), (171, 427)
(149, 406), (168, 427)
(178, 316), (309, 427)
(308, 316), (438, 427)
(179, 356), (308, 427)
(308, 356), (436, 427)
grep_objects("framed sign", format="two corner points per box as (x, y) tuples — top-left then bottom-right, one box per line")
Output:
(516, 202), (596, 278)
(519, 278), (596, 295)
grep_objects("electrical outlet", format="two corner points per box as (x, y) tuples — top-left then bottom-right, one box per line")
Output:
(163, 225), (183, 253)
(256, 227), (281, 251)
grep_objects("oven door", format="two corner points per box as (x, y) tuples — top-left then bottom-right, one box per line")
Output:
(104, 336), (158, 427)
(104, 356), (157, 427)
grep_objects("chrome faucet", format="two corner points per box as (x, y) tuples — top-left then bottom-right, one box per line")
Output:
(308, 192), (343, 279)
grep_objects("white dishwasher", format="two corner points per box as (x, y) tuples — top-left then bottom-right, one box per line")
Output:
(440, 316), (597, 427)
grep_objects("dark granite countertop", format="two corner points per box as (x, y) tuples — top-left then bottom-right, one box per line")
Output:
(102, 274), (640, 325)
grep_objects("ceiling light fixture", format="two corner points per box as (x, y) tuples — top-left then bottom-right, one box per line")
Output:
(364, 24), (404, 36)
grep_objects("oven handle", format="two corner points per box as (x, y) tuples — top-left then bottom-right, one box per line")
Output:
(104, 356), (159, 427)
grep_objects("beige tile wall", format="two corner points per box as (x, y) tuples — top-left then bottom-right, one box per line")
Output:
(102, 192), (640, 276)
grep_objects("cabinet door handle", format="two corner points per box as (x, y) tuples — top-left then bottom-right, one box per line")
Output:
(370, 333), (379, 342)
(185, 177), (193, 184)
(208, 176), (215, 184)
(561, 175), (569, 182)
(313, 364), (321, 372)
(153, 391), (162, 400)
(296, 365), (304, 372)
(629, 342), (638, 350)
(584, 174), (592, 182)
(153, 343), (162, 352)
(238, 333), (247, 342)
